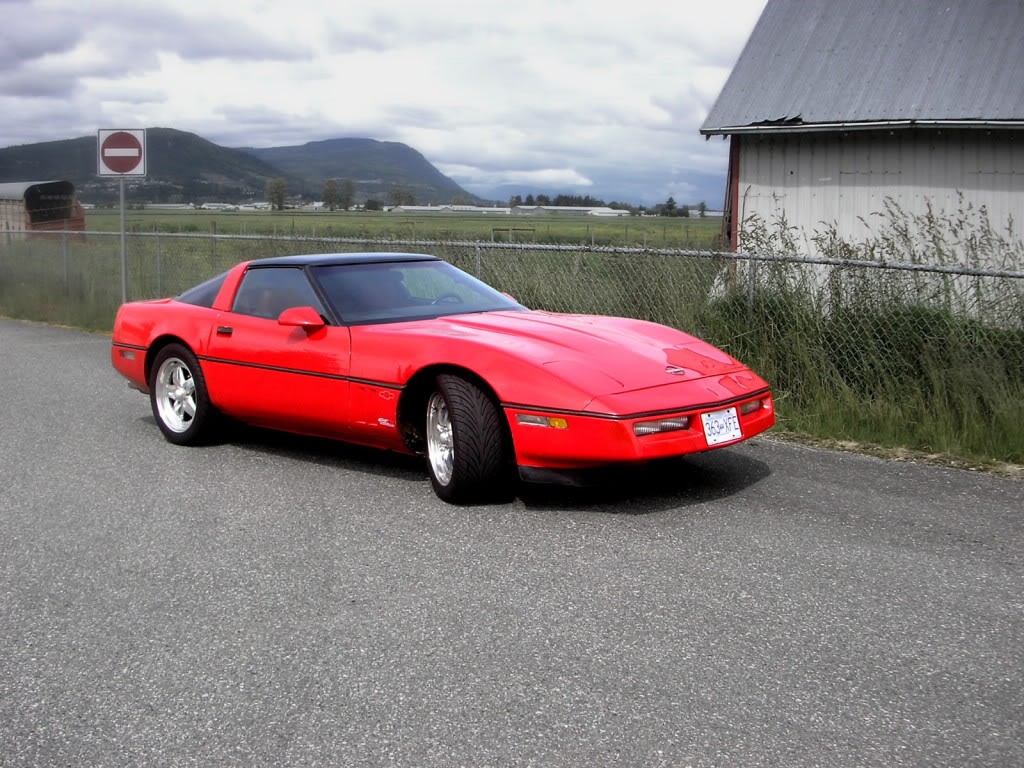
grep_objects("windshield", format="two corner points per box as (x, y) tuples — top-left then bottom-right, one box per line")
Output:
(311, 260), (524, 324)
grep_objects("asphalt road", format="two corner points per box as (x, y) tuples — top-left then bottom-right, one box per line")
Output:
(1, 317), (1021, 767)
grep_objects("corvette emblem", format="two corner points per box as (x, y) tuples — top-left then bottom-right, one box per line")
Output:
(665, 366), (688, 375)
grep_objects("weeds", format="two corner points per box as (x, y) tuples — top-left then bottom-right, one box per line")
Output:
(1, 197), (1021, 465)
(714, 197), (1024, 463)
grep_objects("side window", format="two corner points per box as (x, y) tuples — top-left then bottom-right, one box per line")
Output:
(177, 270), (227, 308)
(232, 267), (325, 320)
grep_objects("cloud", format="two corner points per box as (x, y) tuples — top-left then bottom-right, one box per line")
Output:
(1, 0), (770, 205)
(440, 164), (594, 190)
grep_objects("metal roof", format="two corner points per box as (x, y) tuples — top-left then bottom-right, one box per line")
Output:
(701, 0), (1024, 135)
(0, 180), (73, 201)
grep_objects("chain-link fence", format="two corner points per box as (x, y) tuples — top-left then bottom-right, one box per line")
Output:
(2, 229), (1022, 463)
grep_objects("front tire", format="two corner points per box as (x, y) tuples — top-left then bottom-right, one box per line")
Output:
(149, 343), (215, 445)
(425, 374), (511, 504)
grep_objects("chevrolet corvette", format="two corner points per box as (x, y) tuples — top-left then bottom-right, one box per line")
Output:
(111, 252), (774, 503)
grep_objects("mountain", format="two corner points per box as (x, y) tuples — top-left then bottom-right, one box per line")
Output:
(0, 128), (479, 206)
(239, 138), (477, 204)
(0, 129), (283, 205)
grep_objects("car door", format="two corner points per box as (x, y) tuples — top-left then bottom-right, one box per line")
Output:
(203, 265), (352, 437)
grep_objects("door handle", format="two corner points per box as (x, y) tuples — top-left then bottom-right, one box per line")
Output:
(216, 326), (233, 336)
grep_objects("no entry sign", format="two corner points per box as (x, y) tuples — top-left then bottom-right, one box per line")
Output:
(98, 129), (146, 176)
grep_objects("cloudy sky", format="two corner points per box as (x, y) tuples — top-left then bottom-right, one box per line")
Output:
(2, 0), (769, 206)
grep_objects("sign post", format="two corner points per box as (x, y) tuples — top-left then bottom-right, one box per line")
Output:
(97, 129), (147, 303)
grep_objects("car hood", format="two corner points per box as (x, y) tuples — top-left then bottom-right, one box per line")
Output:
(398, 310), (749, 394)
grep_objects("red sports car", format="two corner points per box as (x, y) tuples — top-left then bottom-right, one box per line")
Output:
(111, 253), (774, 503)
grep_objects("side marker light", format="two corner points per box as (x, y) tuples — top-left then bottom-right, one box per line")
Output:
(516, 414), (569, 429)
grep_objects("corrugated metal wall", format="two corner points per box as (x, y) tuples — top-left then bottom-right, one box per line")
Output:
(736, 130), (1023, 257)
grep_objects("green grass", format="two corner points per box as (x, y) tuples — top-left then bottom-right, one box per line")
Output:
(698, 289), (1024, 465)
(83, 208), (725, 249)
(2, 212), (1021, 468)
(720, 203), (1024, 466)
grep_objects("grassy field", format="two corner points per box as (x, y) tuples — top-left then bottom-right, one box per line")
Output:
(84, 208), (725, 249)
(3, 213), (1020, 469)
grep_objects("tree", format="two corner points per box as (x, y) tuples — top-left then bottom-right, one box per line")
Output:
(509, 194), (523, 207)
(323, 179), (339, 211)
(364, 198), (384, 211)
(389, 187), (416, 206)
(339, 179), (355, 211)
(266, 178), (288, 211)
(698, 201), (707, 218)
(662, 196), (677, 217)
(681, 204), (690, 218)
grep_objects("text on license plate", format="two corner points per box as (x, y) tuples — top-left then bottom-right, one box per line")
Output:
(700, 407), (742, 446)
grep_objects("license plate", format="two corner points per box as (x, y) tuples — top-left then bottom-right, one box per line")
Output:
(701, 407), (742, 446)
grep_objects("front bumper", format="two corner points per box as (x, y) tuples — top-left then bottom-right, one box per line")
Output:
(506, 389), (774, 470)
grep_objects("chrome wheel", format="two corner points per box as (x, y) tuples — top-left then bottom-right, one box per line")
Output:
(154, 356), (197, 433)
(424, 375), (512, 504)
(426, 391), (454, 486)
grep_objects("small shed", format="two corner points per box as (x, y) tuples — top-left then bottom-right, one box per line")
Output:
(700, 0), (1024, 254)
(0, 180), (86, 233)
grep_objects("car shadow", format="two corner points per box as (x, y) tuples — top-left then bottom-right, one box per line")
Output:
(516, 447), (773, 514)
(216, 421), (429, 480)
(141, 417), (772, 513)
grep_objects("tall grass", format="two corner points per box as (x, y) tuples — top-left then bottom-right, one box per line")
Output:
(1, 200), (1021, 465)
(702, 200), (1024, 464)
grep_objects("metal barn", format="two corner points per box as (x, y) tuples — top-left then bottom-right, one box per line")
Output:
(700, 0), (1024, 257)
(0, 180), (86, 234)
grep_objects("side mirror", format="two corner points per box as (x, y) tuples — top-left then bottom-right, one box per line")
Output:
(278, 306), (326, 331)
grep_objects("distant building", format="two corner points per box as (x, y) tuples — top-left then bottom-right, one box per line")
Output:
(390, 204), (512, 215)
(512, 205), (630, 217)
(389, 205), (449, 214)
(700, 0), (1024, 255)
(0, 180), (86, 234)
(387, 204), (631, 217)
(449, 205), (512, 215)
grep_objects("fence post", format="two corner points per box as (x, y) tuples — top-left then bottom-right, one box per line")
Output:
(747, 255), (758, 322)
(573, 246), (585, 276)
(62, 230), (70, 294)
(156, 232), (163, 296)
(475, 244), (483, 276)
(210, 220), (217, 264)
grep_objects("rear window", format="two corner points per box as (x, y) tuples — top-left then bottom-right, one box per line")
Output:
(177, 271), (228, 308)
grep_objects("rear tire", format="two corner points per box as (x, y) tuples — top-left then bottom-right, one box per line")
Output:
(425, 374), (512, 504)
(149, 343), (216, 445)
